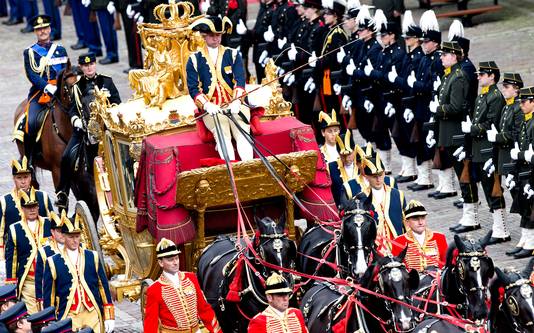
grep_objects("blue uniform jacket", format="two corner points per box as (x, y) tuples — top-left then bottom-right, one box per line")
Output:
(364, 185), (406, 238)
(43, 248), (113, 321)
(35, 240), (61, 302)
(1, 189), (53, 253)
(23, 42), (68, 99)
(341, 175), (398, 202)
(186, 46), (246, 109)
(5, 217), (51, 293)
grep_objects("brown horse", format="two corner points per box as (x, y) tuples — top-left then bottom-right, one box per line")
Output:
(13, 61), (99, 221)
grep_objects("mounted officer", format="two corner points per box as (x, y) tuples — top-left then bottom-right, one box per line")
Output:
(55, 53), (121, 209)
(1, 158), (53, 261)
(21, 14), (68, 165)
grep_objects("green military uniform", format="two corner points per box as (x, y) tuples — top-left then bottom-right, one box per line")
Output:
(467, 62), (507, 242)
(496, 98), (522, 174)
(508, 86), (534, 258)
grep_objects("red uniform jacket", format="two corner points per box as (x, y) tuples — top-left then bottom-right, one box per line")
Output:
(391, 229), (448, 272)
(144, 271), (221, 333)
(248, 306), (308, 333)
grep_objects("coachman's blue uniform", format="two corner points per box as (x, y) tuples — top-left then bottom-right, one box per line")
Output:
(34, 239), (62, 305)
(5, 217), (52, 313)
(0, 190), (52, 256)
(43, 248), (114, 329)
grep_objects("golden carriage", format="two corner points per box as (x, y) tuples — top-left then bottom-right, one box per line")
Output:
(79, 0), (323, 304)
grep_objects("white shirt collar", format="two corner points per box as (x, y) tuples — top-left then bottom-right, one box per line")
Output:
(207, 46), (219, 64)
(26, 219), (37, 233)
(344, 163), (354, 179)
(325, 144), (339, 162)
(269, 306), (286, 318)
(57, 243), (65, 251)
(371, 186), (385, 204)
(164, 271), (180, 286)
(67, 248), (79, 264)
(413, 231), (426, 246)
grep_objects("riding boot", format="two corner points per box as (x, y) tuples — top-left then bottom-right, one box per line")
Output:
(23, 134), (34, 166)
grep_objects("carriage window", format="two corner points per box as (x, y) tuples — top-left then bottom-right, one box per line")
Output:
(117, 141), (136, 210)
(106, 132), (124, 207)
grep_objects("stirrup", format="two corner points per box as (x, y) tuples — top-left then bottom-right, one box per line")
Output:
(55, 191), (69, 211)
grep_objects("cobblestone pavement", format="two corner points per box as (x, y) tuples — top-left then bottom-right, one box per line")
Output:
(1, 0), (534, 330)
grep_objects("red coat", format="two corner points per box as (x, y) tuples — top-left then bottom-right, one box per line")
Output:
(391, 230), (448, 272)
(144, 271), (221, 333)
(248, 307), (308, 333)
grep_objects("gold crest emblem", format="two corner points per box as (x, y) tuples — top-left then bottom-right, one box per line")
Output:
(84, 56), (91, 63)
(37, 17), (43, 24)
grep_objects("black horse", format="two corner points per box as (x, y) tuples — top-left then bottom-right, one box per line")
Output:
(298, 198), (377, 281)
(300, 247), (420, 333)
(413, 233), (495, 332)
(197, 215), (297, 333)
(489, 259), (534, 333)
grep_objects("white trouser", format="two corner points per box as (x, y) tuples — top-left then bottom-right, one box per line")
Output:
(204, 108), (253, 161)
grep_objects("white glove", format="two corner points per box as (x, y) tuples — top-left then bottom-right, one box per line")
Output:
(286, 73), (295, 86)
(107, 1), (115, 14)
(524, 184), (534, 199)
(133, 12), (143, 23)
(525, 144), (534, 163)
(333, 84), (341, 96)
(511, 142), (520, 160)
(259, 50), (268, 66)
(337, 47), (346, 64)
(407, 71), (416, 88)
(483, 158), (493, 172)
(342, 95), (352, 110)
(44, 84), (57, 95)
(505, 174), (514, 187)
(433, 76), (441, 91)
(487, 164), (495, 177)
(304, 77), (315, 93)
(364, 59), (373, 76)
(403, 108), (414, 123)
(487, 123), (498, 142)
(429, 96), (439, 113)
(388, 66), (398, 83)
(126, 4), (134, 17)
(81, 0), (90, 7)
(200, 0), (210, 13)
(276, 67), (285, 76)
(204, 102), (220, 115)
(104, 320), (115, 333)
(264, 26), (275, 42)
(288, 43), (297, 61)
(453, 146), (465, 162)
(364, 100), (374, 113)
(509, 180), (516, 190)
(346, 59), (356, 76)
(72, 117), (83, 130)
(277, 37), (287, 50)
(384, 102), (395, 118)
(461, 115), (472, 134)
(236, 19), (247, 35)
(229, 99), (241, 114)
(426, 130), (436, 148)
(308, 51), (317, 68)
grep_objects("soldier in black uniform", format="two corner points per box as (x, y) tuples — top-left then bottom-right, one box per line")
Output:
(55, 53), (121, 209)
(315, 0), (347, 132)
(507, 87), (534, 258)
(115, 0), (143, 72)
(208, 0), (247, 49)
(344, 5), (381, 146)
(407, 10), (442, 192)
(364, 9), (406, 175)
(451, 62), (507, 239)
(250, 0), (277, 81)
(388, 10), (423, 183)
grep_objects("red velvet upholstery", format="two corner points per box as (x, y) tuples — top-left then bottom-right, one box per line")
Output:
(135, 117), (338, 245)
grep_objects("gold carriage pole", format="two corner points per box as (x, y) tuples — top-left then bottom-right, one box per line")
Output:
(193, 36), (361, 121)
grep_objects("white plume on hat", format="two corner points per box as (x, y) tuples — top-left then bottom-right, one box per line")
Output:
(356, 5), (374, 27)
(373, 9), (387, 32)
(346, 0), (360, 10)
(402, 10), (417, 34)
(322, 0), (334, 9)
(419, 9), (439, 33)
(448, 19), (464, 41)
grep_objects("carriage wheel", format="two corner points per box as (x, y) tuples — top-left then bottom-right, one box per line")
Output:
(76, 200), (105, 266)
(140, 278), (154, 320)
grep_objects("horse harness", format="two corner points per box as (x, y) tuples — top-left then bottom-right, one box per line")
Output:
(502, 276), (534, 331)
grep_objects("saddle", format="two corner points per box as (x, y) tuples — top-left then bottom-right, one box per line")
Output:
(13, 108), (50, 144)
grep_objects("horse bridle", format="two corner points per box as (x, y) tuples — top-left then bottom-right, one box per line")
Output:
(256, 232), (296, 280)
(503, 277), (534, 331)
(376, 259), (416, 333)
(456, 251), (489, 295)
(341, 210), (373, 276)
